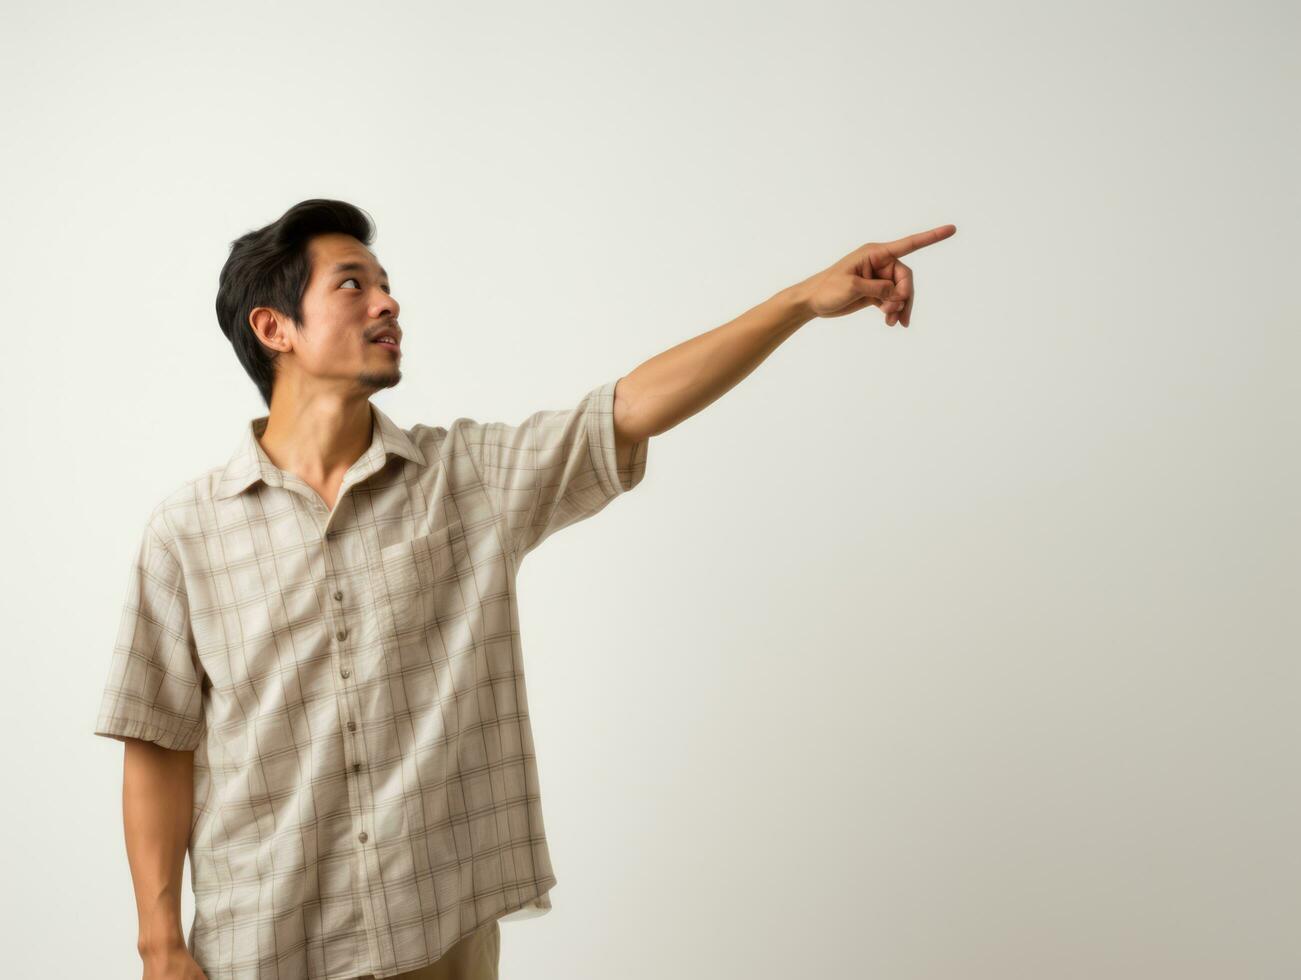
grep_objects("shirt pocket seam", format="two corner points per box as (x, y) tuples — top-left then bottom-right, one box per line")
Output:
(376, 521), (462, 635)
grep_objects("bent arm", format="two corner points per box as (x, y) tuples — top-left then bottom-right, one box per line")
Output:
(613, 284), (813, 447)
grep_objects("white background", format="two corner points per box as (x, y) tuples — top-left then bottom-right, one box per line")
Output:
(2, 1), (1297, 977)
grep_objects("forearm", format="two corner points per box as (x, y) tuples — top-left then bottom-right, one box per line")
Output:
(122, 738), (194, 959)
(618, 283), (814, 439)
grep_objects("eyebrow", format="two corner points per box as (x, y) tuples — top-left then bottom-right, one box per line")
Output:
(330, 261), (389, 281)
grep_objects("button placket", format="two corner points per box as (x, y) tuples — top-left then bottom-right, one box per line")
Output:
(321, 520), (378, 892)
(323, 528), (353, 681)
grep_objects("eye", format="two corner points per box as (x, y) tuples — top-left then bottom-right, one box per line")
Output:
(339, 278), (391, 294)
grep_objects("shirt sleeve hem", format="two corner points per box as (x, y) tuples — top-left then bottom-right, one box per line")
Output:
(589, 377), (649, 500)
(94, 716), (203, 752)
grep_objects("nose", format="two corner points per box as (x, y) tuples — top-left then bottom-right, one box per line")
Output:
(371, 287), (398, 319)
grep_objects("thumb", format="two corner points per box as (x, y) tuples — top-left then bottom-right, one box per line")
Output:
(855, 277), (895, 302)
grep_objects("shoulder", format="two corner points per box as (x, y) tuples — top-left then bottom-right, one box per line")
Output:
(141, 468), (223, 554)
(405, 420), (461, 466)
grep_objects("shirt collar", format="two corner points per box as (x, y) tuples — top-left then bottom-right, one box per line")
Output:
(215, 402), (425, 500)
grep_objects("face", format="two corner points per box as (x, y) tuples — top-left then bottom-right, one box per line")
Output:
(254, 232), (404, 398)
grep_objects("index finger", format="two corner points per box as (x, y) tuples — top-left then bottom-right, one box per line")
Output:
(883, 224), (957, 258)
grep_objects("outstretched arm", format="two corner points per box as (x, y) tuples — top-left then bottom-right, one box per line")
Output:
(611, 224), (957, 461)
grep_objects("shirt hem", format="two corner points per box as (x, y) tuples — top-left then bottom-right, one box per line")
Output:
(356, 878), (557, 980)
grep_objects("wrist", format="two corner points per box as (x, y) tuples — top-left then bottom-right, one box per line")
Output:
(776, 280), (816, 323)
(137, 918), (186, 959)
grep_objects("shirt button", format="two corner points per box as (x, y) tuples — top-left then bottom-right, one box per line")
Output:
(353, 762), (361, 771)
(336, 628), (347, 640)
(333, 590), (343, 601)
(341, 667), (351, 678)
(347, 720), (356, 732)
(358, 831), (368, 843)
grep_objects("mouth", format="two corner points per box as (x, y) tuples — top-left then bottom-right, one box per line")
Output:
(370, 336), (401, 353)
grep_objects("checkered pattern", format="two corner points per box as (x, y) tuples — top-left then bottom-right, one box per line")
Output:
(93, 377), (649, 979)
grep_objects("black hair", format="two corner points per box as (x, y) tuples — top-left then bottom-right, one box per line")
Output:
(215, 199), (376, 408)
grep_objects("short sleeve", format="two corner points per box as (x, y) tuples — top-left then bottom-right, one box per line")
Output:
(93, 521), (207, 752)
(459, 376), (649, 560)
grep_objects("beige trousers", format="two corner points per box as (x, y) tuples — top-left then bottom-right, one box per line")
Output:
(355, 919), (501, 980)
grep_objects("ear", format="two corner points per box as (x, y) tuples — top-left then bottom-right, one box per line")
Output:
(249, 307), (293, 354)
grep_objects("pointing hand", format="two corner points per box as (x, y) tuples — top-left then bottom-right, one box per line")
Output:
(795, 224), (957, 327)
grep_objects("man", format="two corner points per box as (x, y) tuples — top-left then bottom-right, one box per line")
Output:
(93, 198), (954, 979)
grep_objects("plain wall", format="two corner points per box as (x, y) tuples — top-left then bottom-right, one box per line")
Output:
(1, 0), (1296, 977)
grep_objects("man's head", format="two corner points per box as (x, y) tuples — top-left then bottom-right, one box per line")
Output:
(216, 199), (403, 409)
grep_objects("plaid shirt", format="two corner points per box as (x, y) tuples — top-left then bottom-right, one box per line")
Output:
(93, 378), (649, 979)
